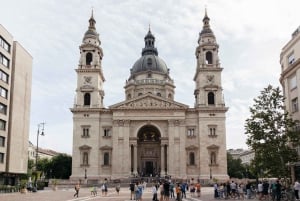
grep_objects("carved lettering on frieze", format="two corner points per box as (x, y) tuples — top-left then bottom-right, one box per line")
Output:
(117, 97), (183, 109)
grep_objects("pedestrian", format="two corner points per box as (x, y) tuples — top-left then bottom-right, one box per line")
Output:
(74, 183), (80, 198)
(294, 180), (300, 200)
(195, 181), (201, 197)
(116, 183), (120, 195)
(175, 183), (182, 201)
(163, 180), (170, 201)
(130, 181), (135, 200)
(262, 180), (269, 200)
(152, 183), (158, 201)
(275, 180), (282, 201)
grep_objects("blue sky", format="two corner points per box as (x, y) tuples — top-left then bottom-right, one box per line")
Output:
(1, 0), (299, 154)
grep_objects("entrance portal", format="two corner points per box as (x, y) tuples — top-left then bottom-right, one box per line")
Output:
(145, 161), (153, 176)
(136, 125), (161, 177)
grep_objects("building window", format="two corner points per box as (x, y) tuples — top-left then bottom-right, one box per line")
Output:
(189, 152), (195, 165)
(0, 70), (8, 83)
(84, 93), (91, 106)
(205, 51), (213, 64)
(138, 93), (143, 96)
(0, 103), (7, 115)
(0, 87), (7, 99)
(187, 128), (195, 137)
(0, 36), (10, 53)
(82, 126), (90, 138)
(210, 152), (217, 165)
(288, 53), (295, 65)
(104, 152), (109, 165)
(292, 98), (299, 112)
(208, 92), (215, 105)
(0, 136), (4, 147)
(0, 120), (6, 130)
(0, 152), (4, 163)
(83, 152), (89, 165)
(103, 128), (111, 137)
(86, 52), (93, 65)
(0, 53), (9, 68)
(208, 125), (217, 137)
(289, 75), (297, 90)
(157, 93), (161, 97)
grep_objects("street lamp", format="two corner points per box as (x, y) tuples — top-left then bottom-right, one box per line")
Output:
(36, 123), (45, 170)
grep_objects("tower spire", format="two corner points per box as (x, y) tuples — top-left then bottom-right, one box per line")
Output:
(89, 9), (96, 30)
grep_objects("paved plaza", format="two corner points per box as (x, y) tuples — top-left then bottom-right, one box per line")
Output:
(0, 186), (260, 201)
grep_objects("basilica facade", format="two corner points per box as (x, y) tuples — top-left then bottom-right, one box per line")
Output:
(71, 11), (229, 182)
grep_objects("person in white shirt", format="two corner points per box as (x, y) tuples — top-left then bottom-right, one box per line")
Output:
(294, 180), (300, 200)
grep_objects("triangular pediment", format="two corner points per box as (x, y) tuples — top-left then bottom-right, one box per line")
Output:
(109, 94), (188, 110)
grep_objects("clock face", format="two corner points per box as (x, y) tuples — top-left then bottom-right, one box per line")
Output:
(84, 76), (92, 84)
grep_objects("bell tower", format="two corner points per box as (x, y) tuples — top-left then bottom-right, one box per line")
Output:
(194, 9), (225, 108)
(74, 11), (105, 108)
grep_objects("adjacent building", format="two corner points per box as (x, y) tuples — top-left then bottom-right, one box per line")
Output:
(71, 11), (229, 182)
(280, 26), (300, 182)
(0, 24), (32, 185)
(28, 141), (61, 162)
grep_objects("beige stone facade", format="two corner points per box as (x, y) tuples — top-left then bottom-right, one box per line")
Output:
(280, 26), (300, 182)
(71, 12), (228, 182)
(0, 24), (32, 185)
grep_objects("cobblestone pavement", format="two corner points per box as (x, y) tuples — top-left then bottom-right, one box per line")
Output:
(0, 187), (260, 201)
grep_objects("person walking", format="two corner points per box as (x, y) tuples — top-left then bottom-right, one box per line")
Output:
(130, 181), (135, 200)
(74, 183), (80, 198)
(152, 183), (158, 201)
(294, 180), (300, 200)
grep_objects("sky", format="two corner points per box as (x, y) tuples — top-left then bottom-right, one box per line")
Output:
(1, 0), (300, 155)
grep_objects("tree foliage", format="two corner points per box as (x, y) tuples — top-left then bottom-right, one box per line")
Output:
(245, 85), (300, 178)
(227, 153), (245, 179)
(49, 154), (72, 179)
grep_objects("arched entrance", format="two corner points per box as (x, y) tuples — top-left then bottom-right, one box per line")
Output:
(136, 125), (161, 177)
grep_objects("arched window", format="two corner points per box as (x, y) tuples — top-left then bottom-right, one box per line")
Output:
(157, 93), (161, 97)
(208, 92), (215, 105)
(210, 152), (216, 165)
(127, 94), (131, 99)
(84, 93), (91, 106)
(86, 52), (93, 65)
(168, 93), (172, 99)
(205, 51), (213, 64)
(189, 152), (195, 165)
(104, 152), (109, 165)
(83, 152), (89, 165)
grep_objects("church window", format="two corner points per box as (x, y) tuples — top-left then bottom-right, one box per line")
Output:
(157, 93), (161, 97)
(292, 98), (299, 112)
(187, 128), (195, 137)
(84, 93), (91, 106)
(127, 94), (131, 99)
(208, 125), (217, 137)
(83, 152), (89, 166)
(104, 152), (109, 166)
(147, 58), (152, 66)
(208, 92), (215, 105)
(210, 152), (216, 165)
(82, 126), (90, 138)
(138, 93), (143, 96)
(189, 152), (195, 165)
(86, 52), (93, 65)
(168, 93), (172, 99)
(103, 128), (111, 137)
(205, 51), (213, 64)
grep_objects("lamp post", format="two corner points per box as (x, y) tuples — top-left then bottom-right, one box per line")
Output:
(36, 123), (45, 170)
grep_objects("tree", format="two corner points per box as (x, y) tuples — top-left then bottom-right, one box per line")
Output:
(227, 152), (246, 179)
(49, 154), (72, 179)
(245, 85), (300, 178)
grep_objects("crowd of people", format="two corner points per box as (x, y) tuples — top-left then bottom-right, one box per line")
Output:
(213, 179), (298, 201)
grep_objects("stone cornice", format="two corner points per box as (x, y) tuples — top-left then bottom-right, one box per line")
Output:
(70, 108), (111, 113)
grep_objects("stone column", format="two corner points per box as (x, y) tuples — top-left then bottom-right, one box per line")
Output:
(133, 144), (138, 175)
(160, 144), (165, 176)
